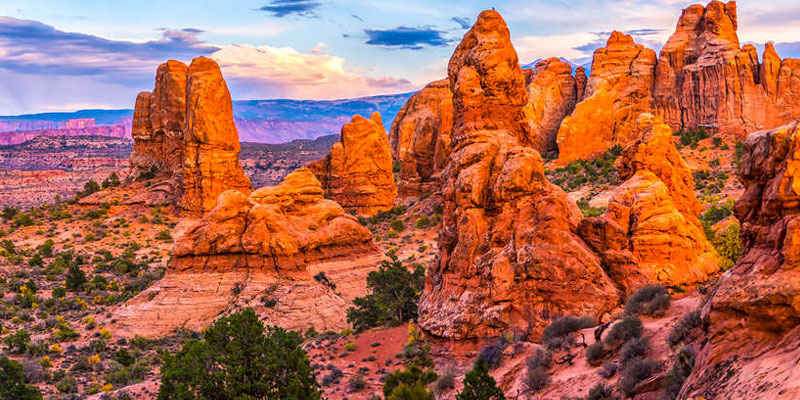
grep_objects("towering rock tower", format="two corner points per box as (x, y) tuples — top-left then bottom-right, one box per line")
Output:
(128, 57), (250, 215)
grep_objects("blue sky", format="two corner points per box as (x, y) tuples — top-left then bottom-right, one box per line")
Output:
(1, 0), (799, 115)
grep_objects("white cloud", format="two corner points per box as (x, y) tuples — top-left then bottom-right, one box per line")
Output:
(210, 44), (415, 100)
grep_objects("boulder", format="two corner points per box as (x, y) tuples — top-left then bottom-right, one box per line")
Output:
(309, 112), (397, 215)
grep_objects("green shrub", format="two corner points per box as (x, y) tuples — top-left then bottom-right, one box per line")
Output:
(102, 172), (121, 188)
(713, 223), (742, 270)
(0, 357), (43, 399)
(383, 364), (437, 399)
(664, 346), (696, 399)
(155, 229), (173, 242)
(587, 383), (613, 400)
(456, 356), (505, 400)
(585, 342), (606, 366)
(524, 349), (551, 393)
(541, 316), (595, 349)
(56, 375), (78, 393)
(390, 219), (406, 232)
(619, 337), (648, 366)
(4, 330), (31, 353)
(619, 358), (661, 396)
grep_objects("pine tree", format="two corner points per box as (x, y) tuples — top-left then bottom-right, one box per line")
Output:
(456, 356), (505, 400)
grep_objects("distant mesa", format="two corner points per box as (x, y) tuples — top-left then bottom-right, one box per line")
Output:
(308, 112), (397, 216)
(124, 56), (251, 215)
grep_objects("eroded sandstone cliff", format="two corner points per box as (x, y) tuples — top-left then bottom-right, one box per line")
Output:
(681, 122), (800, 399)
(171, 167), (375, 271)
(527, 58), (580, 154)
(578, 114), (719, 294)
(654, 1), (800, 136)
(309, 112), (397, 215)
(418, 10), (620, 340)
(556, 31), (656, 164)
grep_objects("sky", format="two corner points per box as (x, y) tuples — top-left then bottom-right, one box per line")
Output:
(1, 0), (800, 115)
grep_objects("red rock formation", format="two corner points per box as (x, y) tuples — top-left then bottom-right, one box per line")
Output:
(575, 66), (588, 102)
(578, 115), (718, 293)
(556, 31), (656, 164)
(654, 1), (800, 135)
(681, 122), (800, 399)
(172, 167), (375, 271)
(527, 58), (579, 154)
(128, 57), (250, 214)
(309, 112), (397, 215)
(389, 79), (453, 198)
(418, 10), (619, 340)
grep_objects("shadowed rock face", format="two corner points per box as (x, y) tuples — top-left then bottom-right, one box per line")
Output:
(654, 1), (800, 136)
(578, 114), (719, 294)
(526, 58), (580, 154)
(171, 168), (375, 271)
(128, 57), (250, 215)
(308, 112), (397, 216)
(680, 122), (800, 399)
(556, 31), (657, 165)
(418, 10), (619, 340)
(389, 79), (454, 198)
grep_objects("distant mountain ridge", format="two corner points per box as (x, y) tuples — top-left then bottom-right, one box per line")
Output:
(0, 92), (414, 144)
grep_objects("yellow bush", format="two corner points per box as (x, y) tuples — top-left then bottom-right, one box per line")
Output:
(102, 383), (113, 393)
(88, 354), (101, 365)
(99, 328), (112, 339)
(49, 344), (62, 353)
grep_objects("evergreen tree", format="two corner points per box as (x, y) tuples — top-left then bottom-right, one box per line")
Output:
(456, 356), (505, 400)
(0, 357), (43, 400)
(347, 253), (425, 332)
(158, 308), (321, 400)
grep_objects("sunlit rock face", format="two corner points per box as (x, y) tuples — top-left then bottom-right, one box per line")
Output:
(654, 1), (800, 136)
(577, 114), (719, 295)
(309, 112), (397, 216)
(418, 10), (620, 340)
(128, 57), (250, 214)
(555, 31), (656, 164)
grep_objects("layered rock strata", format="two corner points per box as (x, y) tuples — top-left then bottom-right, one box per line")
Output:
(654, 1), (800, 135)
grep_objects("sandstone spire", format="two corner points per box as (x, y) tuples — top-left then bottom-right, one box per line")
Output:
(389, 79), (453, 198)
(527, 58), (579, 154)
(556, 31), (656, 164)
(128, 57), (250, 215)
(418, 10), (619, 340)
(308, 112), (397, 216)
(578, 114), (719, 293)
